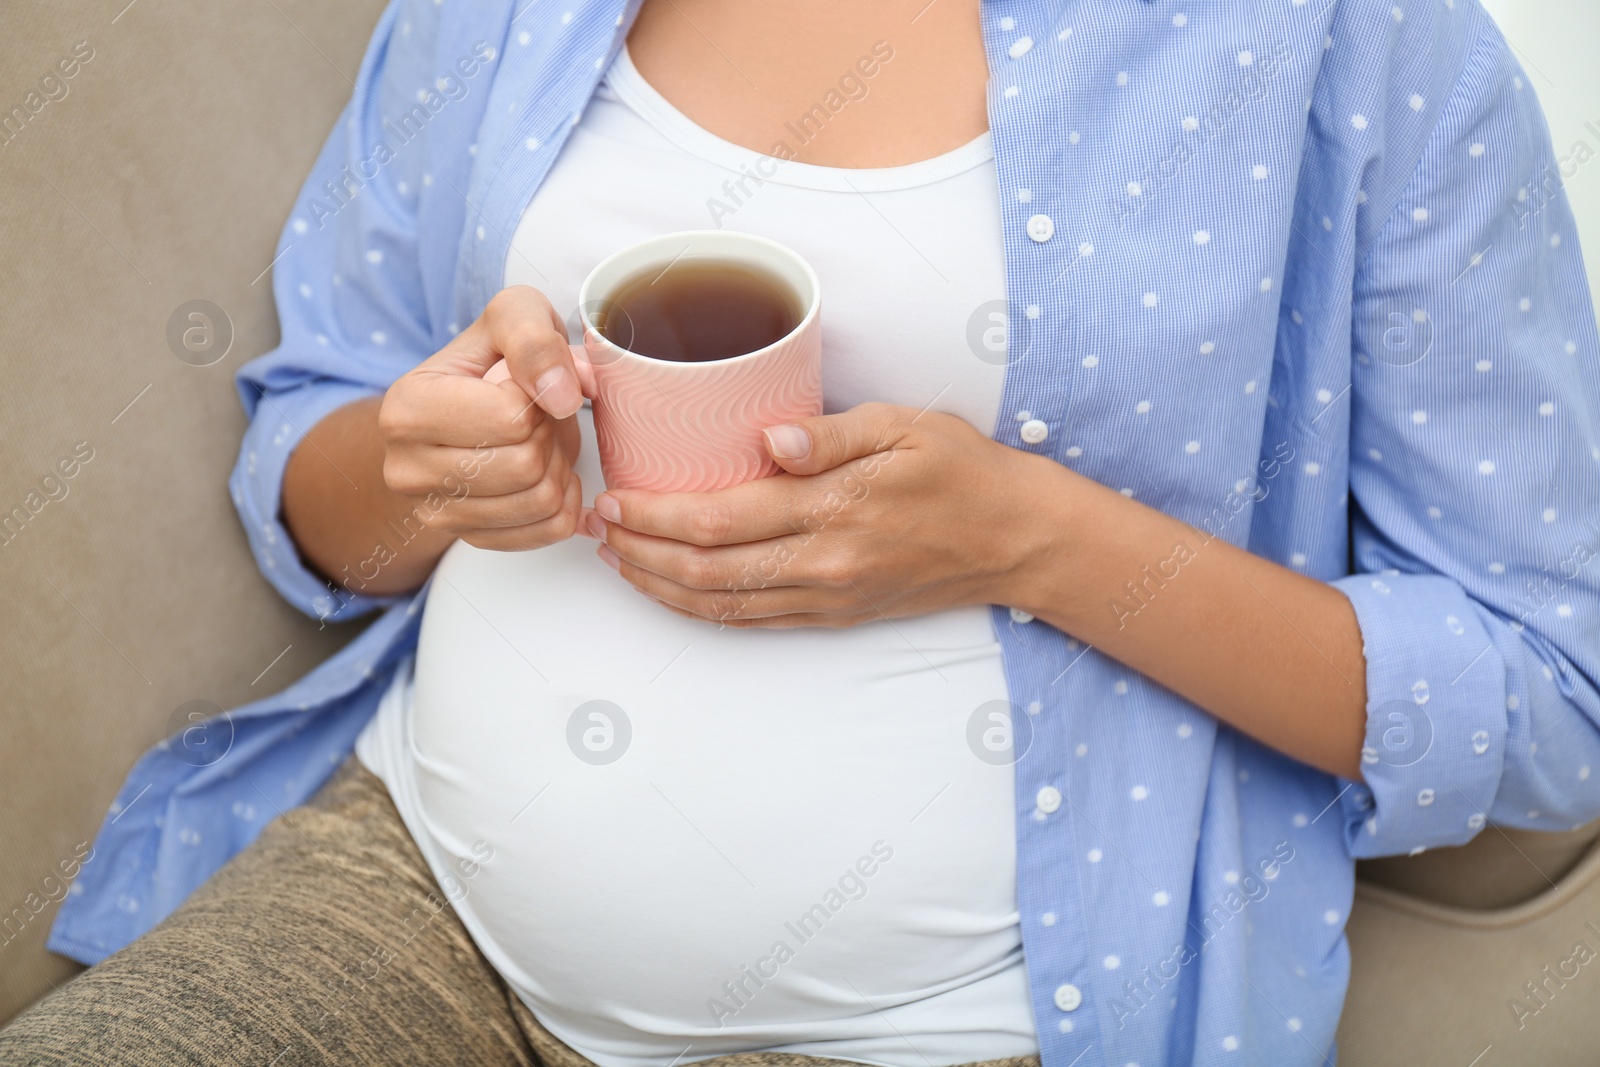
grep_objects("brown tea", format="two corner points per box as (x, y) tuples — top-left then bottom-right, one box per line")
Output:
(596, 259), (803, 362)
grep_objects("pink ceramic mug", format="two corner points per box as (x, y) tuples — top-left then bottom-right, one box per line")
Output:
(487, 230), (823, 493)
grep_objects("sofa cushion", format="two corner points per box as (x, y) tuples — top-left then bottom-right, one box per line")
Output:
(0, 0), (380, 1023)
(1358, 821), (1600, 911)
(1341, 831), (1600, 1066)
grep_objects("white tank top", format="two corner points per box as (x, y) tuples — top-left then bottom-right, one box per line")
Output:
(357, 46), (1035, 1067)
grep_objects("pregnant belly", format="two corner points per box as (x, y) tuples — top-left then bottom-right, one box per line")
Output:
(402, 534), (1028, 1065)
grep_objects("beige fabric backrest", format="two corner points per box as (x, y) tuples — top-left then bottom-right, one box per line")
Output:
(0, 0), (379, 1021)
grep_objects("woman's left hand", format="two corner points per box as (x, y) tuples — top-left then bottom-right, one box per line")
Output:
(582, 402), (1055, 627)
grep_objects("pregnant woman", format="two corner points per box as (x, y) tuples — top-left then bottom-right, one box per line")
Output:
(10, 0), (1600, 1065)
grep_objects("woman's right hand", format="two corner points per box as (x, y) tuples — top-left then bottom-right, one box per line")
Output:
(378, 286), (588, 551)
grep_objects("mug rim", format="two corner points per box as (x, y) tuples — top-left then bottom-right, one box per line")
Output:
(575, 229), (821, 369)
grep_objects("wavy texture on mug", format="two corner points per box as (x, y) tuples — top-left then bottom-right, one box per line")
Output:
(590, 318), (822, 492)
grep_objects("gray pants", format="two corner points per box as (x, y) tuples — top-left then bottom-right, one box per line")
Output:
(0, 759), (1042, 1067)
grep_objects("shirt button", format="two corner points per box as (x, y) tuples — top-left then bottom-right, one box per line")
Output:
(1027, 214), (1055, 243)
(1010, 607), (1034, 624)
(1036, 785), (1062, 813)
(1054, 983), (1083, 1012)
(1020, 418), (1049, 444)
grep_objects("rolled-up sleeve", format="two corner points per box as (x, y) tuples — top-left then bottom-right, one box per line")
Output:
(1335, 24), (1600, 856)
(230, 0), (461, 623)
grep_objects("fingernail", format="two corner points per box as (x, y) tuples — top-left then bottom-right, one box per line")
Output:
(595, 494), (621, 523)
(534, 366), (583, 419)
(764, 424), (811, 459)
(584, 511), (607, 542)
(597, 544), (621, 571)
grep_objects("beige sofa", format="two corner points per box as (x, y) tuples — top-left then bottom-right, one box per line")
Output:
(3, 1), (1599, 1063)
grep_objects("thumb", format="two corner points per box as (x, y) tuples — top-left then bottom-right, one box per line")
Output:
(484, 344), (589, 392)
(762, 403), (909, 476)
(460, 286), (586, 419)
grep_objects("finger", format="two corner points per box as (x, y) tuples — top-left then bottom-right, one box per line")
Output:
(552, 407), (581, 464)
(761, 402), (912, 476)
(424, 466), (573, 531)
(480, 285), (585, 419)
(485, 343), (592, 395)
(641, 595), (844, 630)
(576, 506), (602, 541)
(381, 371), (543, 447)
(600, 523), (826, 594)
(385, 432), (562, 497)
(420, 287), (582, 419)
(593, 473), (845, 547)
(596, 544), (847, 621)
(457, 475), (583, 551)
